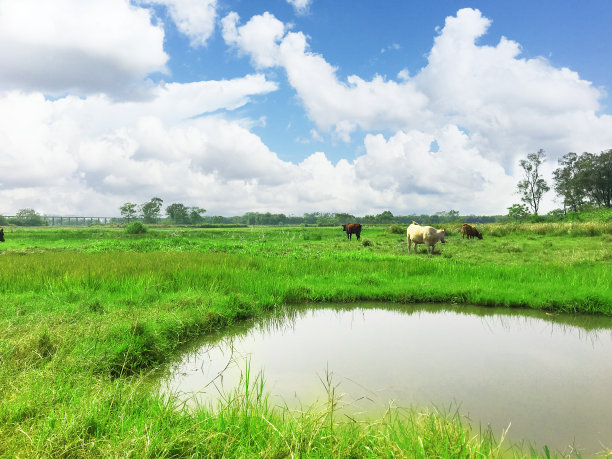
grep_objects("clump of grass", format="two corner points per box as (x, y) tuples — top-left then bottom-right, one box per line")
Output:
(387, 224), (405, 234)
(125, 221), (147, 234)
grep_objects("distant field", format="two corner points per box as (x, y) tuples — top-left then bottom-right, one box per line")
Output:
(1, 223), (611, 456)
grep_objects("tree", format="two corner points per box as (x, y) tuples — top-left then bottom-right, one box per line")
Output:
(120, 203), (138, 222)
(188, 207), (206, 224)
(334, 212), (356, 224)
(14, 208), (46, 226)
(516, 149), (550, 215)
(552, 152), (585, 213)
(166, 203), (189, 224)
(375, 210), (394, 224)
(507, 203), (530, 221)
(579, 150), (612, 208)
(140, 197), (163, 223)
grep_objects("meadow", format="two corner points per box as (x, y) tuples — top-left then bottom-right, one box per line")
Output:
(1, 222), (611, 457)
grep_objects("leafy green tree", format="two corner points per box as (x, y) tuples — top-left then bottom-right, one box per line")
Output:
(13, 208), (46, 226)
(579, 150), (612, 208)
(552, 152), (585, 213)
(120, 202), (138, 223)
(507, 203), (530, 220)
(334, 213), (356, 224)
(188, 207), (206, 224)
(166, 203), (189, 224)
(140, 197), (163, 223)
(517, 149), (550, 215)
(375, 210), (394, 224)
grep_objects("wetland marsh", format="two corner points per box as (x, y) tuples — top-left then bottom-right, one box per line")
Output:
(1, 223), (611, 456)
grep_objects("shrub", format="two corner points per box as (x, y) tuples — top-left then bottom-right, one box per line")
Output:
(387, 224), (405, 234)
(125, 221), (147, 234)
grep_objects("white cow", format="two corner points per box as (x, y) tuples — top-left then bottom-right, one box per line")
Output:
(407, 223), (446, 254)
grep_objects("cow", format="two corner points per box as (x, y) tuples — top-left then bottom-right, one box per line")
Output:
(342, 223), (362, 241)
(461, 223), (483, 240)
(407, 222), (446, 254)
(0, 227), (4, 242)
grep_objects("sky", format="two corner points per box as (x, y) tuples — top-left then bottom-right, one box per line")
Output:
(1, 0), (612, 217)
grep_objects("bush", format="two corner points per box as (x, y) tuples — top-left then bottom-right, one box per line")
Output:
(387, 224), (405, 234)
(125, 221), (147, 234)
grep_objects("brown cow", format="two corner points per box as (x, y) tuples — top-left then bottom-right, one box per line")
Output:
(342, 223), (362, 240)
(0, 227), (4, 242)
(461, 223), (483, 240)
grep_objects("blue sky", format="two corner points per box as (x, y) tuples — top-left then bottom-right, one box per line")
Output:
(1, 0), (611, 217)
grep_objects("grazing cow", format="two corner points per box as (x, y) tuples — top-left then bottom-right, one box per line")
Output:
(461, 223), (483, 240)
(407, 222), (446, 254)
(342, 223), (362, 241)
(0, 227), (4, 242)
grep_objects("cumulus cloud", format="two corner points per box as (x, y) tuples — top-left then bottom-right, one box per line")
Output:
(415, 8), (612, 167)
(0, 74), (281, 216)
(225, 9), (612, 166)
(3, 6), (612, 217)
(222, 12), (286, 69)
(141, 0), (217, 47)
(0, 0), (167, 98)
(222, 15), (429, 140)
(286, 0), (311, 15)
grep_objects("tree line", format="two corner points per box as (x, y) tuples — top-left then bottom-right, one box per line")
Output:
(118, 198), (497, 226)
(510, 148), (611, 219)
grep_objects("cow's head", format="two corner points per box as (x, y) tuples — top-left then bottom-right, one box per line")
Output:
(341, 224), (347, 231)
(476, 231), (483, 240)
(438, 229), (446, 243)
(0, 228), (4, 242)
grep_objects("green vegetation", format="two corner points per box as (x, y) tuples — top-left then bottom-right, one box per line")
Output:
(1, 223), (611, 456)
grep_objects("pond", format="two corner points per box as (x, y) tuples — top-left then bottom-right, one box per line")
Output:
(159, 304), (612, 455)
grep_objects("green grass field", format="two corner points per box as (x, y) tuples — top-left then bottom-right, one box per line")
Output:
(1, 223), (611, 457)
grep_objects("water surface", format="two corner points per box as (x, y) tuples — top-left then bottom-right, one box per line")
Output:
(160, 304), (612, 454)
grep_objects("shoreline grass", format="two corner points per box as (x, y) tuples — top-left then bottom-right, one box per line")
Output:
(1, 224), (611, 456)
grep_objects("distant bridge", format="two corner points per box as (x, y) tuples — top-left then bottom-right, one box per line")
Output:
(1, 215), (119, 226)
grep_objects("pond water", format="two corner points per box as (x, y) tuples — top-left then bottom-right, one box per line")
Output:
(159, 304), (612, 455)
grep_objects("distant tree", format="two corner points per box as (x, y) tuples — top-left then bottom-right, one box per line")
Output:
(375, 210), (394, 224)
(552, 152), (585, 213)
(579, 150), (612, 208)
(188, 207), (206, 224)
(434, 210), (460, 222)
(13, 208), (46, 226)
(334, 212), (356, 224)
(140, 197), (163, 223)
(120, 202), (138, 222)
(166, 203), (189, 224)
(507, 203), (530, 221)
(517, 149), (550, 215)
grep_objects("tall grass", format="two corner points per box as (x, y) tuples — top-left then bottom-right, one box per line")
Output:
(0, 224), (611, 456)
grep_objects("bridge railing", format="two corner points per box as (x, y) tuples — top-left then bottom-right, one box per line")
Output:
(0, 215), (120, 226)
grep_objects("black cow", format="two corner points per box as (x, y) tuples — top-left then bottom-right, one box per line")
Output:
(0, 227), (4, 242)
(342, 223), (362, 241)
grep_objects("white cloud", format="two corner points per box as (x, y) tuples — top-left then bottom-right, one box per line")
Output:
(0, 0), (167, 98)
(0, 74), (281, 216)
(222, 12), (286, 69)
(3, 6), (612, 217)
(225, 9), (612, 172)
(142, 0), (217, 47)
(286, 0), (311, 15)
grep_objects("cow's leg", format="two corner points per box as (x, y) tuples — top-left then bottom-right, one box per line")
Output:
(356, 232), (360, 240)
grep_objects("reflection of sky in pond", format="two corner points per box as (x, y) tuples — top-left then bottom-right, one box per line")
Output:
(159, 304), (612, 455)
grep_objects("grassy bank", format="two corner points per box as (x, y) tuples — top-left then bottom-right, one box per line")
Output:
(1, 223), (611, 456)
